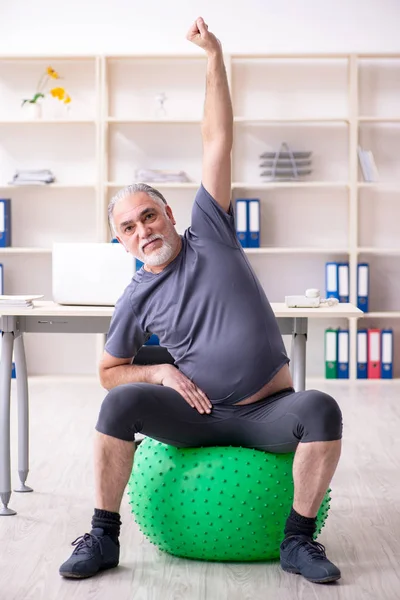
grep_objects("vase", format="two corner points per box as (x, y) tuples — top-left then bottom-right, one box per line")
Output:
(22, 102), (42, 120)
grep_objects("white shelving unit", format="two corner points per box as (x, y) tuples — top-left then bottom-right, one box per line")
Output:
(0, 52), (399, 379)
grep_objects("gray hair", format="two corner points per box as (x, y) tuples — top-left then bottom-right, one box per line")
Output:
(108, 183), (168, 235)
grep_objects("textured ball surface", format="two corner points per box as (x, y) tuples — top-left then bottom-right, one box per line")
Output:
(128, 438), (331, 562)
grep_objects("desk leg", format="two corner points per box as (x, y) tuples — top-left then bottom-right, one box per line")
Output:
(14, 333), (33, 493)
(0, 332), (16, 515)
(291, 318), (308, 393)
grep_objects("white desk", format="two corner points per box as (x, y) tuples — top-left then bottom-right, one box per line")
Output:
(0, 301), (362, 515)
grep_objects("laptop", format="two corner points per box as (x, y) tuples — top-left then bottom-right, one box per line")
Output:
(52, 242), (136, 306)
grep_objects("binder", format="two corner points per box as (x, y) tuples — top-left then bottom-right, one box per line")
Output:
(145, 334), (160, 346)
(247, 199), (260, 248)
(338, 263), (349, 303)
(0, 199), (11, 248)
(12, 362), (16, 379)
(0, 264), (3, 295)
(235, 199), (248, 247)
(357, 263), (369, 312)
(135, 258), (144, 271)
(381, 329), (393, 379)
(367, 328), (381, 378)
(326, 262), (339, 300)
(325, 328), (338, 379)
(337, 329), (349, 379)
(357, 329), (368, 379)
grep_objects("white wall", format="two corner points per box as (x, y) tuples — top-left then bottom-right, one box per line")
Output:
(0, 0), (400, 55)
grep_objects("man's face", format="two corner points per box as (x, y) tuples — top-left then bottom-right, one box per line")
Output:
(114, 192), (180, 268)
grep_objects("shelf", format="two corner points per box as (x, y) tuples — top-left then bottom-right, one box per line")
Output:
(0, 184), (96, 190)
(357, 247), (400, 255)
(234, 117), (349, 124)
(358, 182), (400, 190)
(0, 247), (51, 254)
(244, 247), (349, 255)
(106, 181), (198, 189)
(107, 118), (201, 124)
(358, 117), (400, 122)
(107, 181), (348, 190)
(360, 312), (400, 318)
(1, 51), (398, 381)
(232, 181), (348, 189)
(0, 119), (96, 125)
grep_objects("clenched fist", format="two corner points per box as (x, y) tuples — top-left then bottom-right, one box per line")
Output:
(186, 17), (221, 56)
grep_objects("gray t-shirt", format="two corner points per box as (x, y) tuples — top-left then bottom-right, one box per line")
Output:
(105, 184), (289, 405)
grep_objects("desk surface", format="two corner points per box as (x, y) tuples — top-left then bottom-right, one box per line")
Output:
(0, 301), (363, 319)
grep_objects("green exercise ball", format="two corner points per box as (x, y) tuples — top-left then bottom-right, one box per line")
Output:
(127, 437), (331, 562)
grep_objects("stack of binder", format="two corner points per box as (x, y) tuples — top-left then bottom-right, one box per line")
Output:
(325, 262), (369, 311)
(325, 328), (349, 379)
(325, 327), (394, 379)
(0, 198), (11, 248)
(357, 328), (393, 379)
(235, 198), (260, 248)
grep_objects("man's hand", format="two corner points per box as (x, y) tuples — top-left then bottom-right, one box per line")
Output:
(159, 364), (212, 414)
(186, 17), (221, 56)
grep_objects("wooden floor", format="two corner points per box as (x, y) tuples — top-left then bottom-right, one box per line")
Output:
(1, 376), (400, 600)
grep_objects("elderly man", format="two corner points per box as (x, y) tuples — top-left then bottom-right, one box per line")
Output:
(60, 17), (342, 584)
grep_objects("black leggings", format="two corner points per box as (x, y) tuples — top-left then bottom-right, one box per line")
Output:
(95, 384), (343, 454)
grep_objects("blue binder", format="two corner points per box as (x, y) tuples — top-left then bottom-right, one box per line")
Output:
(0, 199), (11, 248)
(337, 329), (349, 379)
(381, 329), (393, 379)
(235, 199), (248, 247)
(338, 262), (349, 303)
(357, 263), (369, 312)
(12, 362), (16, 379)
(247, 199), (260, 248)
(357, 329), (368, 379)
(145, 334), (160, 346)
(135, 258), (144, 270)
(326, 262), (339, 300)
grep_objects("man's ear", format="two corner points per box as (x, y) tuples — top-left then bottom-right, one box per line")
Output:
(115, 236), (129, 252)
(165, 205), (176, 226)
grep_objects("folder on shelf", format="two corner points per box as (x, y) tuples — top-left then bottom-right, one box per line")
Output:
(235, 199), (248, 247)
(367, 328), (381, 379)
(357, 328), (368, 379)
(247, 199), (260, 248)
(325, 328), (338, 379)
(145, 333), (160, 346)
(325, 262), (339, 301)
(337, 329), (349, 379)
(357, 263), (369, 312)
(338, 262), (349, 303)
(0, 264), (3, 295)
(135, 258), (144, 271)
(381, 328), (393, 379)
(0, 199), (11, 248)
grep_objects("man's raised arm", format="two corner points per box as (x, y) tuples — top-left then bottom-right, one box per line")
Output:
(187, 17), (233, 213)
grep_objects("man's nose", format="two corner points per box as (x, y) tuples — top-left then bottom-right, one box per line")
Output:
(137, 222), (152, 237)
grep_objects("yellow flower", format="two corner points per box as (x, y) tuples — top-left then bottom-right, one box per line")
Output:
(47, 66), (60, 79)
(64, 94), (71, 104)
(50, 87), (65, 100)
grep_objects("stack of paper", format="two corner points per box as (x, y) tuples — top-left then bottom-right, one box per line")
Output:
(134, 169), (191, 183)
(0, 295), (43, 308)
(8, 170), (55, 185)
(357, 146), (379, 182)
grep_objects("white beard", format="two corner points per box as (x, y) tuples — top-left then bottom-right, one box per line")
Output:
(137, 233), (175, 267)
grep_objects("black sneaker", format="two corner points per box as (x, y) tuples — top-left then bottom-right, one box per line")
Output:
(280, 535), (341, 584)
(59, 527), (119, 579)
